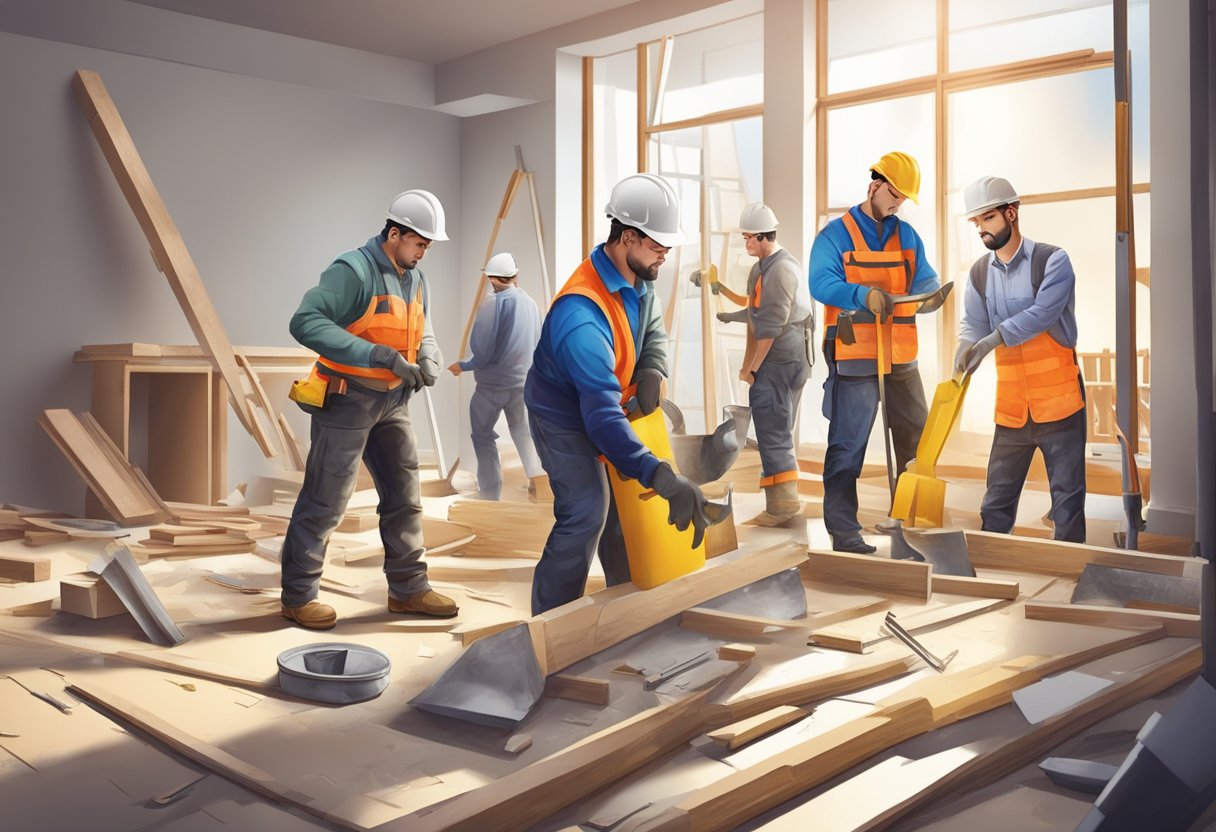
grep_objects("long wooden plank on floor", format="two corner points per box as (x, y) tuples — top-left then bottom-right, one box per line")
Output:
(803, 550), (931, 600)
(1024, 600), (1202, 638)
(71, 70), (259, 442)
(931, 573), (1020, 600)
(963, 530), (1203, 579)
(632, 627), (1166, 832)
(39, 409), (169, 525)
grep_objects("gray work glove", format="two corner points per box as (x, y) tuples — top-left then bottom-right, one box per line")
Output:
(716, 309), (748, 324)
(650, 462), (709, 550)
(370, 344), (424, 392)
(419, 358), (440, 388)
(635, 368), (664, 416)
(865, 287), (895, 321)
(690, 270), (722, 295)
(953, 339), (975, 376)
(963, 328), (1003, 375)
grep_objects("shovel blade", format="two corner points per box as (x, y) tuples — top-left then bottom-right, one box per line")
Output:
(891, 471), (946, 528)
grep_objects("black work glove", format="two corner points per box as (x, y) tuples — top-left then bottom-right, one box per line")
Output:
(952, 339), (975, 376)
(370, 344), (424, 392)
(635, 368), (664, 415)
(865, 288), (895, 321)
(963, 329), (1003, 375)
(650, 462), (709, 550)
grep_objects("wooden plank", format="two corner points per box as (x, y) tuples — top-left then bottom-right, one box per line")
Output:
(1025, 600), (1201, 639)
(447, 499), (550, 558)
(803, 550), (931, 600)
(680, 607), (806, 640)
(964, 530), (1203, 579)
(0, 555), (50, 582)
(452, 619), (527, 648)
(39, 409), (168, 525)
(582, 55), (594, 257)
(704, 516), (738, 558)
(71, 71), (258, 440)
(128, 539), (256, 559)
(707, 705), (807, 750)
(810, 598), (1007, 654)
(336, 508), (378, 533)
(717, 643), (756, 663)
(544, 674), (610, 706)
(931, 573), (1020, 600)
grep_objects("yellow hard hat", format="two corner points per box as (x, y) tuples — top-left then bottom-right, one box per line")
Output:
(870, 152), (921, 204)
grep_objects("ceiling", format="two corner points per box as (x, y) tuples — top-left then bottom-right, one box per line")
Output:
(131, 0), (641, 65)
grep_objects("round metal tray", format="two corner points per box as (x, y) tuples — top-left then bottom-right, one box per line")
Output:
(276, 642), (391, 704)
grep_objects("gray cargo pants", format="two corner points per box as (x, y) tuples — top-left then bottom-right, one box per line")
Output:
(281, 381), (429, 607)
(750, 356), (810, 482)
(470, 383), (543, 500)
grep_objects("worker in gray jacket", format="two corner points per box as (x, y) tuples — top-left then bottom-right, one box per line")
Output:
(448, 252), (545, 500)
(716, 203), (815, 525)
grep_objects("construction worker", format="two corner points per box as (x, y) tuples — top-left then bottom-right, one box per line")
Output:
(809, 152), (939, 553)
(280, 189), (458, 629)
(447, 252), (545, 501)
(525, 173), (709, 615)
(716, 203), (815, 525)
(957, 176), (1086, 542)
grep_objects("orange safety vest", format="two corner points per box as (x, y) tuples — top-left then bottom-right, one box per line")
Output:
(993, 334), (1085, 428)
(823, 210), (919, 373)
(553, 258), (638, 405)
(317, 252), (426, 384)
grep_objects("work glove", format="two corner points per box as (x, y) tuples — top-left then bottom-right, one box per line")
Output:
(963, 329), (1003, 375)
(419, 359), (440, 388)
(690, 270), (723, 295)
(650, 462), (709, 550)
(371, 345), (424, 393)
(635, 368), (664, 416)
(716, 309), (748, 324)
(952, 340), (975, 376)
(865, 288), (895, 321)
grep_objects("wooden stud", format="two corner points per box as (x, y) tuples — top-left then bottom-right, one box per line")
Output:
(0, 555), (50, 583)
(1025, 601), (1201, 639)
(636, 42), (649, 172)
(544, 674), (610, 706)
(964, 530), (1204, 579)
(717, 643), (756, 663)
(582, 55), (595, 259)
(803, 549), (932, 600)
(707, 705), (808, 750)
(459, 169), (523, 358)
(931, 573), (1020, 600)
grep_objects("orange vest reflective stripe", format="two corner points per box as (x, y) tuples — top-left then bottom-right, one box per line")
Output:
(823, 210), (919, 372)
(993, 332), (1084, 428)
(317, 254), (425, 383)
(553, 258), (638, 405)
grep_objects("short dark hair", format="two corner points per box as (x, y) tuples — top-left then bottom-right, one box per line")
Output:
(381, 219), (410, 240)
(871, 170), (887, 184)
(607, 218), (648, 245)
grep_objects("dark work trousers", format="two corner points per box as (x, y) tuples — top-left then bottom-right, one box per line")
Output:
(750, 356), (810, 481)
(469, 383), (543, 500)
(821, 362), (928, 538)
(281, 381), (429, 607)
(528, 411), (631, 615)
(981, 407), (1087, 542)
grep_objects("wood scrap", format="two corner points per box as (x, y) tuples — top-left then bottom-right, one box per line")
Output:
(451, 619), (526, 647)
(128, 538), (256, 559)
(707, 705), (807, 750)
(931, 573), (1020, 600)
(21, 530), (72, 547)
(71, 71), (265, 449)
(1024, 600), (1201, 638)
(704, 516), (738, 558)
(166, 501), (252, 521)
(803, 550), (931, 600)
(60, 573), (127, 618)
(39, 409), (169, 525)
(679, 607), (805, 640)
(717, 643), (756, 663)
(336, 507), (378, 533)
(505, 733), (532, 755)
(545, 674), (610, 706)
(447, 499), (552, 558)
(0, 555), (50, 583)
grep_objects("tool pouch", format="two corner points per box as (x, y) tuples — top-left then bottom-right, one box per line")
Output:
(289, 367), (343, 411)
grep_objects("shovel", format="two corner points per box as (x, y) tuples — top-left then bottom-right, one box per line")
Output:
(891, 370), (971, 527)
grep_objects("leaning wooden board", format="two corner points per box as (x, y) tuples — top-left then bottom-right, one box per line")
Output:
(71, 70), (262, 449)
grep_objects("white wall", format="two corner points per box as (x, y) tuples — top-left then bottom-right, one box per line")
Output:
(0, 4), (460, 513)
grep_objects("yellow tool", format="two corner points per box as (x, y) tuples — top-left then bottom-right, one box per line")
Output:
(289, 369), (329, 408)
(605, 407), (706, 589)
(891, 371), (971, 527)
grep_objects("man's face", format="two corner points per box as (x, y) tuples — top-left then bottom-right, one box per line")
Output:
(389, 229), (433, 270)
(868, 180), (907, 219)
(742, 232), (765, 258)
(969, 206), (1015, 251)
(625, 230), (670, 282)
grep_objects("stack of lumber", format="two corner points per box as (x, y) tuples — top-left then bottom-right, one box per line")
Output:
(129, 522), (259, 560)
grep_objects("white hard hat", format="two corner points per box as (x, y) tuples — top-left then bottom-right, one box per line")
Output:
(386, 189), (449, 241)
(738, 203), (779, 234)
(483, 252), (518, 278)
(963, 176), (1020, 219)
(604, 174), (684, 247)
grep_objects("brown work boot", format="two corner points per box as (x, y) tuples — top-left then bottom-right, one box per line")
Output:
(749, 480), (802, 527)
(281, 600), (337, 630)
(388, 589), (459, 618)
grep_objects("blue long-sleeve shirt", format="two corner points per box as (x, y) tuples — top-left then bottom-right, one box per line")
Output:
(524, 244), (668, 486)
(458, 285), (542, 388)
(958, 237), (1078, 349)
(809, 205), (939, 375)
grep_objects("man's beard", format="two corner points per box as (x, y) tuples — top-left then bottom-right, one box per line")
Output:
(980, 217), (1013, 251)
(627, 252), (661, 282)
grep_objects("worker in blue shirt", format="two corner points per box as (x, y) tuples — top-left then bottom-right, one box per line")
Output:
(956, 176), (1086, 542)
(448, 252), (545, 501)
(525, 174), (709, 614)
(809, 152), (940, 553)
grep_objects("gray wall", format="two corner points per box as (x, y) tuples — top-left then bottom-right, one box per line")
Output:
(0, 15), (460, 513)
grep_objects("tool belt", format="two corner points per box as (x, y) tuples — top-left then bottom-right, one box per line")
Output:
(289, 366), (348, 410)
